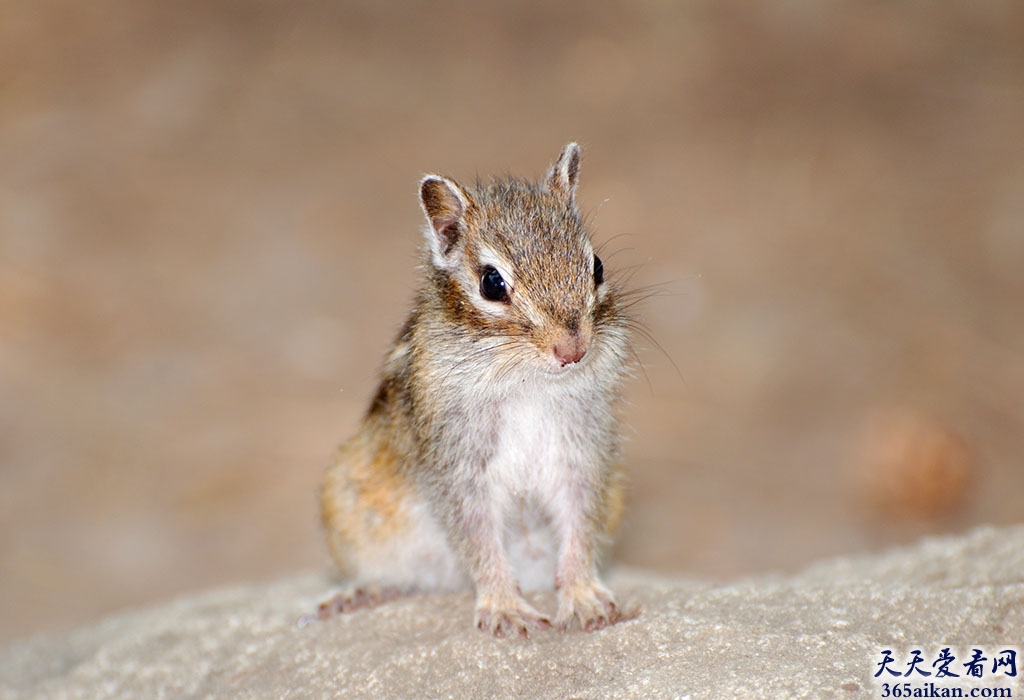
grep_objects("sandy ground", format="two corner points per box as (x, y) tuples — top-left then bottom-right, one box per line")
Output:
(4, 527), (1022, 699)
(1, 0), (1023, 643)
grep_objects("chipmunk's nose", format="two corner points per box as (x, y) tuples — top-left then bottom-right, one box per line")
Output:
(552, 332), (589, 366)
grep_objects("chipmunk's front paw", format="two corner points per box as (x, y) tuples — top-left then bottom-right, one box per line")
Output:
(474, 594), (551, 639)
(555, 578), (638, 632)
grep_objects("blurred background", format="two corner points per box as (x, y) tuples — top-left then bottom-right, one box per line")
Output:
(2, 0), (1023, 644)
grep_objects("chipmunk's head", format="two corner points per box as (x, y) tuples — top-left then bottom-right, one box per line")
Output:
(419, 143), (626, 375)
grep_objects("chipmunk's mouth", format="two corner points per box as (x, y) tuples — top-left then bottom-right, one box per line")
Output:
(519, 337), (594, 378)
(539, 351), (589, 377)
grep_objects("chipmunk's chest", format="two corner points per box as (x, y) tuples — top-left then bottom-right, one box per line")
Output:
(479, 383), (598, 589)
(483, 384), (591, 500)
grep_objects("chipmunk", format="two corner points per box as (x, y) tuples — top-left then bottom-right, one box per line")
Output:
(318, 143), (636, 637)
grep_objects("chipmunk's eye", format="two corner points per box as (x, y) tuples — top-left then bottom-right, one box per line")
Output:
(480, 265), (509, 303)
(593, 254), (604, 286)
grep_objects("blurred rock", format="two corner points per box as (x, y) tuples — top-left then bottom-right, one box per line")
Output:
(852, 406), (975, 520)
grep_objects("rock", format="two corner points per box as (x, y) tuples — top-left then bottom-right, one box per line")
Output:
(3, 527), (1022, 699)
(850, 406), (975, 520)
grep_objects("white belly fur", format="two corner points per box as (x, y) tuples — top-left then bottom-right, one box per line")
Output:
(487, 385), (586, 590)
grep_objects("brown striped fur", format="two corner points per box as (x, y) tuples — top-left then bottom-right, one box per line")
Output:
(319, 144), (637, 636)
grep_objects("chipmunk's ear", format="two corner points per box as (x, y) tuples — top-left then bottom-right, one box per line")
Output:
(546, 142), (581, 202)
(420, 175), (470, 269)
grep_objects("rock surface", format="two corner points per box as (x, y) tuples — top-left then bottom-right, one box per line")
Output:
(3, 527), (1022, 699)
